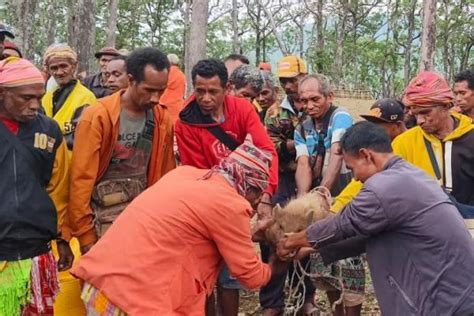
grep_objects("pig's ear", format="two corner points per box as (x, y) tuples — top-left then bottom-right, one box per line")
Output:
(273, 203), (282, 217)
(306, 209), (314, 226)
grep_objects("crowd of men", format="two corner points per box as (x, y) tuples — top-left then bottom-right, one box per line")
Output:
(0, 21), (473, 316)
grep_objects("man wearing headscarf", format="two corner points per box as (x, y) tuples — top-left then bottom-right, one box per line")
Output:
(333, 71), (474, 214)
(0, 57), (72, 315)
(42, 43), (96, 152)
(71, 136), (284, 315)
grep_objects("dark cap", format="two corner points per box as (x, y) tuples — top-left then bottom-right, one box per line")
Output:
(0, 23), (15, 39)
(94, 47), (120, 58)
(360, 98), (405, 123)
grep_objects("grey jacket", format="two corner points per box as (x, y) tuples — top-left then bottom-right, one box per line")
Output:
(309, 156), (474, 315)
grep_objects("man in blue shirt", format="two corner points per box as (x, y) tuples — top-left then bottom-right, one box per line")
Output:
(295, 74), (353, 196)
(294, 74), (364, 315)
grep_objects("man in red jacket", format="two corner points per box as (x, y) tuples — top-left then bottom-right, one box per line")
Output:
(175, 59), (279, 316)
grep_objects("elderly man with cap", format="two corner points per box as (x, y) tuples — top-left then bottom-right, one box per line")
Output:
(0, 57), (72, 315)
(159, 53), (186, 123)
(83, 46), (121, 98)
(0, 23), (15, 59)
(42, 43), (96, 152)
(333, 71), (474, 215)
(71, 136), (285, 315)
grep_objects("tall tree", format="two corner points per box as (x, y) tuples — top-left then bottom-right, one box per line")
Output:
(419, 0), (436, 71)
(185, 0), (209, 96)
(403, 0), (417, 86)
(75, 0), (97, 74)
(14, 0), (39, 60)
(231, 0), (240, 53)
(106, 0), (118, 47)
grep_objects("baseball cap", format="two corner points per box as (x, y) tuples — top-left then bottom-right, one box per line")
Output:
(360, 98), (405, 123)
(94, 47), (120, 58)
(0, 23), (15, 39)
(277, 56), (307, 78)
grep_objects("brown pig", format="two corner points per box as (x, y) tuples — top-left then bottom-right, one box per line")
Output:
(265, 190), (332, 245)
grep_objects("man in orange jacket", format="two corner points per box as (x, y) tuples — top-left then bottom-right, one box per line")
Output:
(71, 136), (284, 315)
(69, 48), (175, 254)
(159, 53), (186, 123)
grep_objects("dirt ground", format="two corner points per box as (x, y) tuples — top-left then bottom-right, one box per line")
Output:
(238, 97), (379, 315)
(238, 262), (381, 316)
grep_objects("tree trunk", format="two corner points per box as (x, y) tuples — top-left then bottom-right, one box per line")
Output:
(67, 0), (78, 49)
(185, 0), (209, 97)
(315, 0), (324, 73)
(334, 9), (348, 86)
(15, 0), (39, 60)
(106, 0), (118, 47)
(419, 0), (436, 71)
(298, 14), (305, 58)
(403, 0), (416, 87)
(45, 0), (56, 45)
(75, 0), (96, 75)
(231, 0), (240, 53)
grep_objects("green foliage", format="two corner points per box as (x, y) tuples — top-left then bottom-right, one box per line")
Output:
(2, 0), (471, 96)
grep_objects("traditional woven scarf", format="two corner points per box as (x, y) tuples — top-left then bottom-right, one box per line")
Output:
(402, 71), (454, 107)
(0, 57), (45, 88)
(43, 43), (77, 67)
(203, 134), (272, 196)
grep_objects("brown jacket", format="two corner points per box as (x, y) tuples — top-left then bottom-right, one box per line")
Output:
(69, 90), (176, 246)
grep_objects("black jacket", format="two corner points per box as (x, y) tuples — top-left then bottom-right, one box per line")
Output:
(0, 114), (66, 260)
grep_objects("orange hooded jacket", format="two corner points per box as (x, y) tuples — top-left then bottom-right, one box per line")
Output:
(71, 166), (271, 315)
(159, 64), (186, 123)
(69, 91), (176, 247)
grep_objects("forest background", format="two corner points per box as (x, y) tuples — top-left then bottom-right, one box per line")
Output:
(2, 0), (473, 99)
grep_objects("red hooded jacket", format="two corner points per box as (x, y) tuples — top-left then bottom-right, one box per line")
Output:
(175, 95), (278, 195)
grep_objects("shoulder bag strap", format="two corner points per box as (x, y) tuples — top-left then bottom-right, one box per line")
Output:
(206, 125), (240, 151)
(423, 137), (442, 181)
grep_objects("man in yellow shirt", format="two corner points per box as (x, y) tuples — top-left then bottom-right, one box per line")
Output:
(42, 43), (96, 316)
(333, 71), (474, 212)
(42, 44), (96, 151)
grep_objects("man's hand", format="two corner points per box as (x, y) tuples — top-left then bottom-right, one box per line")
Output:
(256, 193), (273, 220)
(276, 231), (311, 260)
(251, 215), (275, 242)
(57, 239), (74, 271)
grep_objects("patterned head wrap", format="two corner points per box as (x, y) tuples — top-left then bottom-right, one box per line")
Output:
(0, 57), (44, 88)
(402, 71), (454, 107)
(204, 134), (272, 196)
(43, 43), (77, 67)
